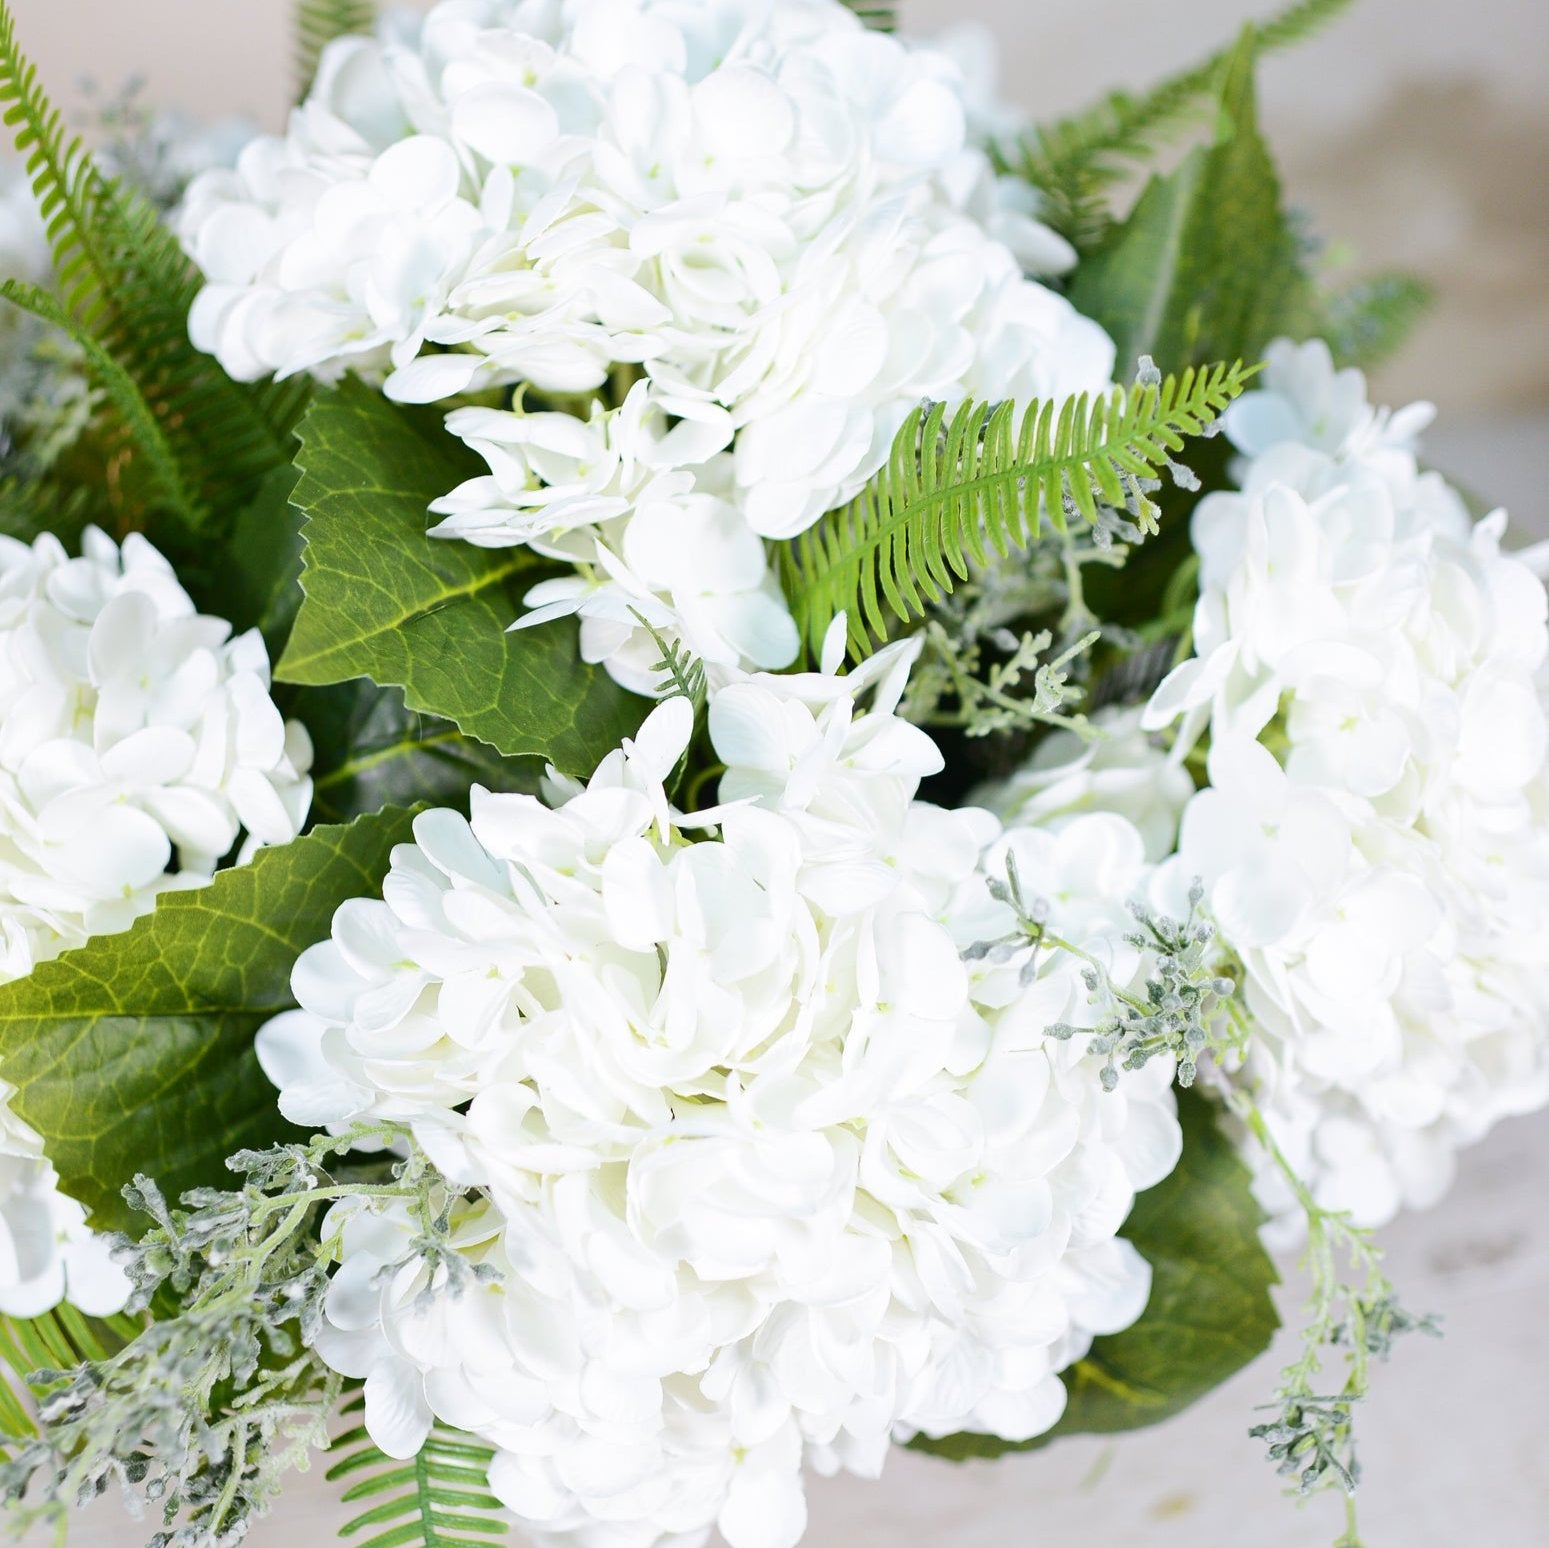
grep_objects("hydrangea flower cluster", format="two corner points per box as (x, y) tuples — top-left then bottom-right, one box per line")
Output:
(1143, 340), (1549, 1234)
(257, 636), (1179, 1548)
(176, 0), (1113, 688)
(0, 527), (315, 1317)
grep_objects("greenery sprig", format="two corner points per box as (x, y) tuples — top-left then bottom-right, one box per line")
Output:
(1236, 1100), (1442, 1548)
(0, 1128), (491, 1547)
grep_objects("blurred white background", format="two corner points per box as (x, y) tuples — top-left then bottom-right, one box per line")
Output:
(5, 2), (1549, 1545)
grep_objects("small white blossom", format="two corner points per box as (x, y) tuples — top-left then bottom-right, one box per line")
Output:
(260, 643), (1177, 1548)
(0, 527), (314, 1318)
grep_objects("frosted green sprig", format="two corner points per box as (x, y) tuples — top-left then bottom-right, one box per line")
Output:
(0, 1126), (475, 1547)
(968, 859), (1240, 1089)
(1235, 1095), (1441, 1547)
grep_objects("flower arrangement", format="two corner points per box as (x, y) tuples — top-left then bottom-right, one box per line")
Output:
(0, 2), (1538, 1547)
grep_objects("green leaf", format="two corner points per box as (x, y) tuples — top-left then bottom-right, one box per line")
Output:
(0, 3), (308, 532)
(911, 1089), (1279, 1460)
(304, 681), (542, 825)
(838, 1), (895, 30)
(0, 279), (205, 531)
(215, 463), (307, 651)
(278, 379), (642, 779)
(0, 808), (417, 1234)
(778, 361), (1254, 657)
(1068, 33), (1318, 376)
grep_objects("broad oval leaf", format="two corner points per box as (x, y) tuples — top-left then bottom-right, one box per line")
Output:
(911, 1088), (1280, 1460)
(277, 378), (642, 778)
(0, 808), (417, 1232)
(303, 679), (543, 824)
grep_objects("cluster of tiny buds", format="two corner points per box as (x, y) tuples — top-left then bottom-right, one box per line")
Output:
(1046, 879), (1236, 1090)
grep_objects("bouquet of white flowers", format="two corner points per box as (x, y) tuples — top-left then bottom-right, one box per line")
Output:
(0, 2), (1539, 1546)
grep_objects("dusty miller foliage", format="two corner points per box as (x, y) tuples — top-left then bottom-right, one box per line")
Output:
(0, 1128), (480, 1548)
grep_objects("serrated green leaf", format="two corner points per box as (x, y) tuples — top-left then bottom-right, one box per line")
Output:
(277, 379), (642, 778)
(912, 1088), (1279, 1460)
(0, 808), (417, 1233)
(1069, 33), (1318, 375)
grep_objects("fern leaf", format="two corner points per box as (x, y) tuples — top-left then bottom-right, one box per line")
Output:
(1, 278), (205, 528)
(0, 2), (309, 532)
(328, 1405), (510, 1548)
(1322, 271), (1433, 369)
(779, 361), (1255, 657)
(296, 1), (378, 100)
(1020, 0), (1357, 249)
(0, 1307), (141, 1443)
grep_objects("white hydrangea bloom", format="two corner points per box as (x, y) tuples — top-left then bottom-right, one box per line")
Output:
(432, 382), (796, 695)
(258, 639), (1177, 1548)
(1144, 339), (1549, 1236)
(178, 0), (1113, 688)
(0, 526), (315, 1317)
(975, 705), (1194, 864)
(0, 1079), (131, 1319)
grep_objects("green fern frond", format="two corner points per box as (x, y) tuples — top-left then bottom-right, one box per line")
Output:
(1322, 271), (1433, 369)
(328, 1404), (510, 1548)
(296, 1), (378, 101)
(779, 361), (1255, 657)
(2, 278), (204, 528)
(839, 1), (896, 30)
(1020, 0), (1356, 248)
(0, 2), (310, 532)
(0, 1306), (142, 1442)
(633, 611), (708, 712)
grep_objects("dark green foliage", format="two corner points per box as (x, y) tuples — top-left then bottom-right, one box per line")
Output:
(0, 809), (416, 1232)
(328, 1401), (510, 1548)
(911, 1089), (1279, 1459)
(0, 2), (309, 536)
(304, 681), (543, 824)
(778, 361), (1253, 656)
(0, 278), (203, 530)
